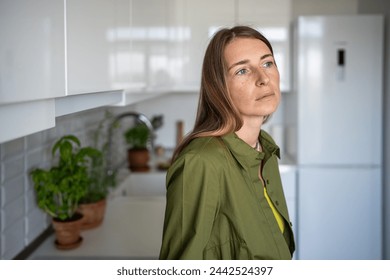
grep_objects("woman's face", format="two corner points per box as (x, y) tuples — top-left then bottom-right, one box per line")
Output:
(224, 37), (281, 122)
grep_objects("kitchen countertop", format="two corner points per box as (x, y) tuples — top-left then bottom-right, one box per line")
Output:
(28, 161), (296, 260)
(29, 196), (166, 260)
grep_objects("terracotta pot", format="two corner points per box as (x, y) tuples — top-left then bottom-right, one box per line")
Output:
(52, 212), (83, 250)
(78, 199), (107, 230)
(127, 148), (150, 172)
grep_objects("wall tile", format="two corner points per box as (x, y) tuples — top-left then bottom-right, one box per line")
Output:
(1, 218), (24, 259)
(1, 175), (24, 208)
(26, 133), (44, 151)
(25, 188), (37, 213)
(1, 196), (24, 230)
(3, 156), (24, 182)
(25, 208), (48, 244)
(1, 138), (24, 161)
(26, 148), (45, 172)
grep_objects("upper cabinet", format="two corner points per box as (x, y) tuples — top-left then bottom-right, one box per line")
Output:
(168, 0), (292, 91)
(236, 0), (292, 91)
(0, 0), (66, 104)
(131, 0), (170, 89)
(171, 0), (235, 90)
(111, 0), (132, 90)
(66, 0), (121, 95)
(113, 0), (175, 106)
(0, 0), (123, 143)
(0, 0), (293, 143)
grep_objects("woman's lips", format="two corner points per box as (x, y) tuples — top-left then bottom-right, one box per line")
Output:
(256, 92), (274, 100)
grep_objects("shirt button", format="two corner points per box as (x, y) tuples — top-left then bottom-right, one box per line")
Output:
(275, 200), (279, 206)
(266, 179), (270, 184)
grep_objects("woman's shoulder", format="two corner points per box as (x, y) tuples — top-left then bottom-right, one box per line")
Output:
(173, 136), (228, 168)
(184, 136), (226, 156)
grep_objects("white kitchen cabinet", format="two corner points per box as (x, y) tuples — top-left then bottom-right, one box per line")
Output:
(112, 0), (176, 106)
(66, 0), (121, 95)
(111, 0), (132, 90)
(130, 0), (170, 89)
(0, 0), (66, 104)
(172, 0), (235, 90)
(279, 165), (297, 259)
(0, 100), (56, 143)
(169, 0), (291, 91)
(237, 0), (291, 91)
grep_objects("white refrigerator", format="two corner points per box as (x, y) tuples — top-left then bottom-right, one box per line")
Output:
(291, 15), (384, 259)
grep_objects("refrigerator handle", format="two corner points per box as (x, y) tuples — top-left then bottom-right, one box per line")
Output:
(337, 48), (345, 81)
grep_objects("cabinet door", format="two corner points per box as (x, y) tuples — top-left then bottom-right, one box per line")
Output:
(66, 0), (119, 95)
(298, 167), (382, 260)
(130, 0), (170, 90)
(237, 0), (291, 91)
(279, 166), (297, 259)
(0, 0), (65, 104)
(279, 167), (296, 229)
(173, 0), (235, 89)
(112, 0), (132, 90)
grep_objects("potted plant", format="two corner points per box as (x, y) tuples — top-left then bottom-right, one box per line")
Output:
(124, 122), (151, 172)
(77, 111), (118, 229)
(30, 135), (100, 249)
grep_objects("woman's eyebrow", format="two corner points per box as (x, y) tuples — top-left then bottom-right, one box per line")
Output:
(227, 59), (249, 71)
(227, 53), (273, 71)
(261, 53), (273, 60)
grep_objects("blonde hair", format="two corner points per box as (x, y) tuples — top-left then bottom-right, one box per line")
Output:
(172, 26), (275, 161)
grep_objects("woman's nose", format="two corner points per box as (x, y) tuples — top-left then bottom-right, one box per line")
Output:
(255, 69), (270, 86)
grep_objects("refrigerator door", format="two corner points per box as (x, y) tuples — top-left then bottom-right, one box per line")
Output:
(297, 167), (382, 260)
(295, 15), (383, 166)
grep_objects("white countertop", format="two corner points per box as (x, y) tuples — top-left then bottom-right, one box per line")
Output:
(29, 163), (296, 260)
(29, 196), (166, 260)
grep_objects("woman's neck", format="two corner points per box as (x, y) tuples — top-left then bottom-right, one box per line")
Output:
(235, 116), (263, 148)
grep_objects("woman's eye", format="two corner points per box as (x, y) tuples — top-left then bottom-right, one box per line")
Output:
(236, 69), (248, 75)
(263, 61), (274, 68)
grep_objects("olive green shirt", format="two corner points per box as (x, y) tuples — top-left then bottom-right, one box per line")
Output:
(159, 130), (295, 260)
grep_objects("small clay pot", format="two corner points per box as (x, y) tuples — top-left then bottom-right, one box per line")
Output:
(127, 148), (150, 172)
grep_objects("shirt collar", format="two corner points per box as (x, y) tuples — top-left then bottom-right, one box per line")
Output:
(259, 130), (281, 159)
(221, 130), (280, 169)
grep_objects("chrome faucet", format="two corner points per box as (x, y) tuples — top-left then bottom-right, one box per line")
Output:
(106, 112), (155, 176)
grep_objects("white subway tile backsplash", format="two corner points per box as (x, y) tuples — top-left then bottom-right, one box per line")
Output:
(0, 106), (130, 259)
(1, 138), (24, 161)
(1, 175), (24, 208)
(1, 196), (24, 230)
(25, 207), (48, 244)
(1, 218), (24, 259)
(44, 127), (58, 145)
(25, 188), (37, 213)
(26, 148), (45, 172)
(3, 156), (24, 182)
(26, 133), (44, 151)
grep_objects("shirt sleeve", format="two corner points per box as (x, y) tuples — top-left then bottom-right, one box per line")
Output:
(159, 152), (220, 259)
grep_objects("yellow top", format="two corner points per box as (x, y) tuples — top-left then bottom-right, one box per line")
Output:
(264, 187), (285, 233)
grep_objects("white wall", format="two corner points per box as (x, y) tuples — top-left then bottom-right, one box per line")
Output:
(357, 0), (390, 261)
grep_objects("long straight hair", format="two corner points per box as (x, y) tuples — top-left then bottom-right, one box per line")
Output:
(172, 26), (275, 161)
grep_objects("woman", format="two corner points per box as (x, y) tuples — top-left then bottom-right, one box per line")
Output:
(159, 26), (295, 260)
